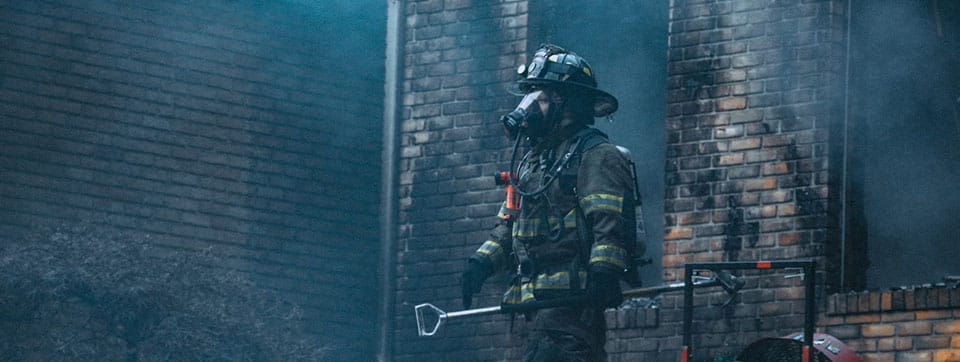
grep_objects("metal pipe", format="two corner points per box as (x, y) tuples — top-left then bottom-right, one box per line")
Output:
(377, 0), (404, 360)
(682, 264), (694, 360)
(804, 261), (817, 362)
(839, 0), (853, 292)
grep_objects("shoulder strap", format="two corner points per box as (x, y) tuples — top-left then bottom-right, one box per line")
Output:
(571, 127), (608, 153)
(569, 129), (606, 269)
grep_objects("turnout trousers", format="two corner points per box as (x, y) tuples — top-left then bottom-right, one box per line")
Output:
(523, 306), (606, 362)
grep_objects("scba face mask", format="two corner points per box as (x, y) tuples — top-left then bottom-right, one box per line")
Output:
(500, 90), (549, 140)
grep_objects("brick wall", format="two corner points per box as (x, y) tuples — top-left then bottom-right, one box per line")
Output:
(0, 1), (383, 359)
(822, 289), (960, 362)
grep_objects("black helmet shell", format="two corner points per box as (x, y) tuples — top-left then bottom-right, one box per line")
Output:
(515, 44), (619, 117)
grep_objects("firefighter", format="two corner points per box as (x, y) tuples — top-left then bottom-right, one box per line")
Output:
(461, 44), (634, 362)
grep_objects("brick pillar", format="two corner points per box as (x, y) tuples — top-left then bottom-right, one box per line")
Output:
(394, 1), (530, 360)
(661, 0), (847, 357)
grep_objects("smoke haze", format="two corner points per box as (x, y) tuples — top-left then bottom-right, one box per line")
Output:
(849, 0), (960, 289)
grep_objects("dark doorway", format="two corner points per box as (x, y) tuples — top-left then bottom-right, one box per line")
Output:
(845, 0), (960, 290)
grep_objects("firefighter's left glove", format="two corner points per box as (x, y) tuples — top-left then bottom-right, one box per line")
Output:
(461, 258), (492, 309)
(587, 266), (623, 309)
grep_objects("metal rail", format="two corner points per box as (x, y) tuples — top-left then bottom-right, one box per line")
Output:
(681, 260), (817, 362)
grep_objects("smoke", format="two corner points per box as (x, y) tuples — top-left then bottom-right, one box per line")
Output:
(534, 0), (669, 285)
(283, 0), (387, 81)
(848, 0), (960, 288)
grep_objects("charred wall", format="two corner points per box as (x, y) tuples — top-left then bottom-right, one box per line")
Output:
(0, 1), (384, 360)
(663, 0), (845, 284)
(630, 0), (849, 359)
(654, 0), (960, 361)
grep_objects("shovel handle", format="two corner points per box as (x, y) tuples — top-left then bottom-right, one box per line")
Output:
(415, 273), (743, 336)
(415, 303), (502, 336)
(414, 296), (590, 337)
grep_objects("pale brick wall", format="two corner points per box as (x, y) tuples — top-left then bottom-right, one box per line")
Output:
(0, 1), (383, 359)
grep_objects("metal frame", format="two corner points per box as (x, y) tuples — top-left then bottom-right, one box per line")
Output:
(681, 260), (817, 362)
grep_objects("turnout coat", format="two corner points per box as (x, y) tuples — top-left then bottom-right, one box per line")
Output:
(469, 127), (634, 306)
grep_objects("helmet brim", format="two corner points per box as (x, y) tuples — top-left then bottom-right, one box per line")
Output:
(513, 79), (619, 118)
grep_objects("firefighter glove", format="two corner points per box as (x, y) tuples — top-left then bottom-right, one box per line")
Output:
(461, 258), (492, 309)
(587, 266), (623, 309)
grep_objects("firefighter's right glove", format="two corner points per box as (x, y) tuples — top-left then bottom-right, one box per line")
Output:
(461, 258), (492, 309)
(587, 267), (623, 309)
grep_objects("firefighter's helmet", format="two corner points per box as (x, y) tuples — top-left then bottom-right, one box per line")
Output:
(515, 44), (619, 118)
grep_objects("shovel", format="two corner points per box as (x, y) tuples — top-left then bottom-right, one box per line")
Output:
(415, 270), (743, 336)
